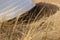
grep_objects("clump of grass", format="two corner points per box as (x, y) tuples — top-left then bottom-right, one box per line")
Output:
(0, 2), (59, 40)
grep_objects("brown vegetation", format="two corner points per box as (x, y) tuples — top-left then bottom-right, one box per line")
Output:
(0, 0), (60, 40)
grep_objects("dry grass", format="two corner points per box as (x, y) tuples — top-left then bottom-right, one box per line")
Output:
(0, 0), (60, 40)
